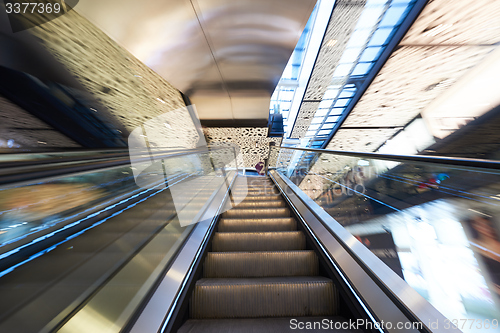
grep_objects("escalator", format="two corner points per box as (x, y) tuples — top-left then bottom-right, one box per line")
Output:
(179, 176), (347, 332)
(1, 147), (499, 333)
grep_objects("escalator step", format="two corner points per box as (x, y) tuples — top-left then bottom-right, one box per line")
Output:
(222, 208), (290, 218)
(178, 317), (361, 333)
(212, 232), (305, 251)
(234, 200), (286, 208)
(231, 191), (281, 197)
(229, 194), (282, 201)
(190, 276), (338, 319)
(230, 195), (282, 201)
(218, 217), (297, 232)
(203, 251), (319, 278)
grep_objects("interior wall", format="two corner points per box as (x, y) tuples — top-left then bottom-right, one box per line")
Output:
(204, 127), (282, 169)
(27, 10), (187, 135)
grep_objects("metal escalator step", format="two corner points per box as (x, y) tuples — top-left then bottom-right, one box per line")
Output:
(178, 316), (361, 333)
(190, 276), (338, 319)
(234, 185), (277, 189)
(218, 217), (296, 232)
(230, 195), (281, 199)
(234, 180), (273, 185)
(232, 186), (279, 191)
(222, 207), (290, 218)
(231, 191), (281, 196)
(212, 232), (305, 251)
(230, 195), (282, 201)
(230, 195), (282, 202)
(242, 184), (275, 188)
(234, 201), (286, 208)
(203, 251), (319, 278)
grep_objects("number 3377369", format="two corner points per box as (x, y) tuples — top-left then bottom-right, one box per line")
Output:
(5, 2), (62, 14)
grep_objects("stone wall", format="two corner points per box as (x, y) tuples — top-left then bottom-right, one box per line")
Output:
(29, 10), (187, 134)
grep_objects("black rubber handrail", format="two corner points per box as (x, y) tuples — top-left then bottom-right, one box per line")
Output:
(271, 146), (500, 170)
(0, 147), (207, 169)
(0, 147), (228, 186)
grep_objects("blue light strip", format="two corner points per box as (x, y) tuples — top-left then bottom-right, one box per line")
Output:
(0, 174), (178, 248)
(0, 173), (162, 245)
(0, 174), (192, 279)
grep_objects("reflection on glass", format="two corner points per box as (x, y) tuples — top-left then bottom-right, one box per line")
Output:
(272, 146), (500, 332)
(0, 147), (239, 332)
(379, 4), (411, 27)
(368, 28), (394, 46)
(360, 47), (383, 62)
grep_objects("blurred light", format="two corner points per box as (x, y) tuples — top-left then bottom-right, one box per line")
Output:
(156, 98), (166, 104)
(37, 141), (47, 145)
(468, 209), (492, 218)
(326, 39), (337, 47)
(423, 24), (453, 37)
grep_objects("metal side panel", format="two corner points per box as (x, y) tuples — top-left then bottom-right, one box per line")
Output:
(128, 171), (239, 333)
(269, 170), (461, 333)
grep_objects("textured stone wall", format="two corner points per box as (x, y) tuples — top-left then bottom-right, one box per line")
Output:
(204, 127), (282, 169)
(29, 10), (187, 134)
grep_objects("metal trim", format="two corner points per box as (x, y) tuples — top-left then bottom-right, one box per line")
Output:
(269, 170), (461, 333)
(128, 171), (238, 333)
(271, 146), (500, 169)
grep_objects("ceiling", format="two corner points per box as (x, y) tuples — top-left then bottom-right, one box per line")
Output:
(324, 0), (500, 152)
(75, 0), (316, 122)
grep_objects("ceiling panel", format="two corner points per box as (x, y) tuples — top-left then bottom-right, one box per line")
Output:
(324, 128), (399, 151)
(341, 45), (493, 128)
(324, 0), (500, 153)
(401, 0), (500, 45)
(76, 0), (315, 120)
(290, 0), (366, 139)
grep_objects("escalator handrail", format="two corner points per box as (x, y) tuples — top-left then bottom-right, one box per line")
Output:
(0, 147), (216, 169)
(0, 147), (228, 186)
(271, 146), (500, 170)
